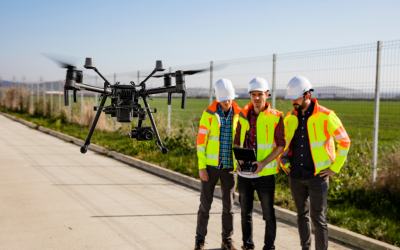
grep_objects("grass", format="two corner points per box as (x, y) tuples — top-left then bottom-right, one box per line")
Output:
(1, 94), (400, 246)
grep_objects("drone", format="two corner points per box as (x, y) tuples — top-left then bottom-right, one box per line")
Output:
(50, 56), (211, 155)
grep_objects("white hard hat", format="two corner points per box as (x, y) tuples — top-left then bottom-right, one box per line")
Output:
(285, 76), (313, 100)
(215, 79), (235, 102)
(248, 77), (269, 93)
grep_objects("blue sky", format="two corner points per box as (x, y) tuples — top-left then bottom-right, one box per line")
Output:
(0, 0), (399, 83)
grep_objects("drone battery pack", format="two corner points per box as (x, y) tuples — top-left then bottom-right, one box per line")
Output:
(117, 109), (133, 123)
(233, 147), (257, 162)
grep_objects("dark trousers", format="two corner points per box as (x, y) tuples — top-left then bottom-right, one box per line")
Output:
(238, 175), (276, 250)
(196, 166), (237, 241)
(289, 175), (329, 250)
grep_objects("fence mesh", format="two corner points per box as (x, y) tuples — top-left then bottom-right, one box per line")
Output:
(1, 40), (399, 143)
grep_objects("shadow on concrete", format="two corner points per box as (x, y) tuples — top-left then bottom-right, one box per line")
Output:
(92, 212), (221, 218)
(53, 183), (174, 186)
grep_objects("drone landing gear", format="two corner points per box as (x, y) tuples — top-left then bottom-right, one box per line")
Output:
(80, 95), (108, 154)
(142, 97), (168, 154)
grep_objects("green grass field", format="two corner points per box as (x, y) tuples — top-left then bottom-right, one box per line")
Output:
(14, 95), (400, 145)
(136, 97), (400, 144)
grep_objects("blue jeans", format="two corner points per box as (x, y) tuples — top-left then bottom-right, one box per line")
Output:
(238, 175), (276, 250)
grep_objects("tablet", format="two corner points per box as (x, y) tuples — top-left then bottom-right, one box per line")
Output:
(233, 147), (257, 162)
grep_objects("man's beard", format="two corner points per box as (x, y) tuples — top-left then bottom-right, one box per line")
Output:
(293, 102), (306, 111)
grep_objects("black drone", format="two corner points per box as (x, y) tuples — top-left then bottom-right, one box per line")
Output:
(49, 56), (210, 155)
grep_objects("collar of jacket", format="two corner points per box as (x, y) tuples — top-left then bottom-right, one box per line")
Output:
(239, 102), (271, 120)
(206, 100), (241, 115)
(288, 98), (323, 117)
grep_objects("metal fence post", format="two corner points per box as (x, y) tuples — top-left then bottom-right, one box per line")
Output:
(19, 84), (21, 111)
(0, 76), (2, 107)
(167, 67), (171, 137)
(59, 80), (62, 115)
(271, 54), (277, 109)
(81, 89), (83, 125)
(22, 84), (25, 111)
(21, 78), (24, 111)
(0, 77), (2, 107)
(372, 41), (382, 184)
(43, 82), (45, 116)
(209, 61), (213, 105)
(13, 77), (16, 109)
(37, 83), (39, 112)
(113, 73), (116, 132)
(31, 83), (33, 114)
(51, 82), (53, 116)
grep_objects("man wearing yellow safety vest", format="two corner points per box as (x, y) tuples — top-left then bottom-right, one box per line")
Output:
(195, 79), (242, 250)
(233, 77), (285, 250)
(280, 76), (351, 250)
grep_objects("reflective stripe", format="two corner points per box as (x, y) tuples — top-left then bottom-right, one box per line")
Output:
(206, 109), (215, 115)
(286, 140), (291, 146)
(206, 154), (218, 160)
(311, 138), (333, 148)
(315, 159), (332, 169)
(239, 112), (247, 120)
(263, 161), (277, 169)
(197, 146), (205, 152)
(198, 128), (208, 135)
(208, 136), (219, 141)
(258, 143), (274, 149)
(280, 147), (290, 165)
(334, 131), (348, 140)
(338, 149), (349, 156)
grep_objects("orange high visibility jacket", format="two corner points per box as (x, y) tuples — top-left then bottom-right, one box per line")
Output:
(197, 101), (242, 170)
(280, 98), (351, 175)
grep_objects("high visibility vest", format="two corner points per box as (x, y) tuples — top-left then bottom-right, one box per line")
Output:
(197, 101), (242, 170)
(280, 98), (351, 175)
(237, 102), (283, 176)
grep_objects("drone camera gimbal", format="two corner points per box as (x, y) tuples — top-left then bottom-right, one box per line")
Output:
(63, 58), (187, 155)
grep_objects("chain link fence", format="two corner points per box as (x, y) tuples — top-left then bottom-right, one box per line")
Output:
(1, 39), (399, 180)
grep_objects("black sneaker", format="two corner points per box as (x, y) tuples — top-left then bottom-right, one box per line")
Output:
(221, 239), (237, 250)
(194, 239), (204, 250)
(241, 246), (254, 250)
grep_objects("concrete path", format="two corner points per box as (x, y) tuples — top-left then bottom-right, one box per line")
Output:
(0, 115), (359, 250)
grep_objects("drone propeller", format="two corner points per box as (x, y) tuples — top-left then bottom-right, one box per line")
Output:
(41, 53), (80, 69)
(151, 64), (227, 78)
(152, 69), (207, 78)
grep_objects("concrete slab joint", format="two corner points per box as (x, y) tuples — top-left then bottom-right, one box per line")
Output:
(0, 112), (398, 250)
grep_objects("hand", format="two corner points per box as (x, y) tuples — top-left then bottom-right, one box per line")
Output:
(252, 161), (265, 175)
(237, 160), (244, 173)
(282, 165), (291, 175)
(199, 169), (209, 181)
(319, 168), (336, 180)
